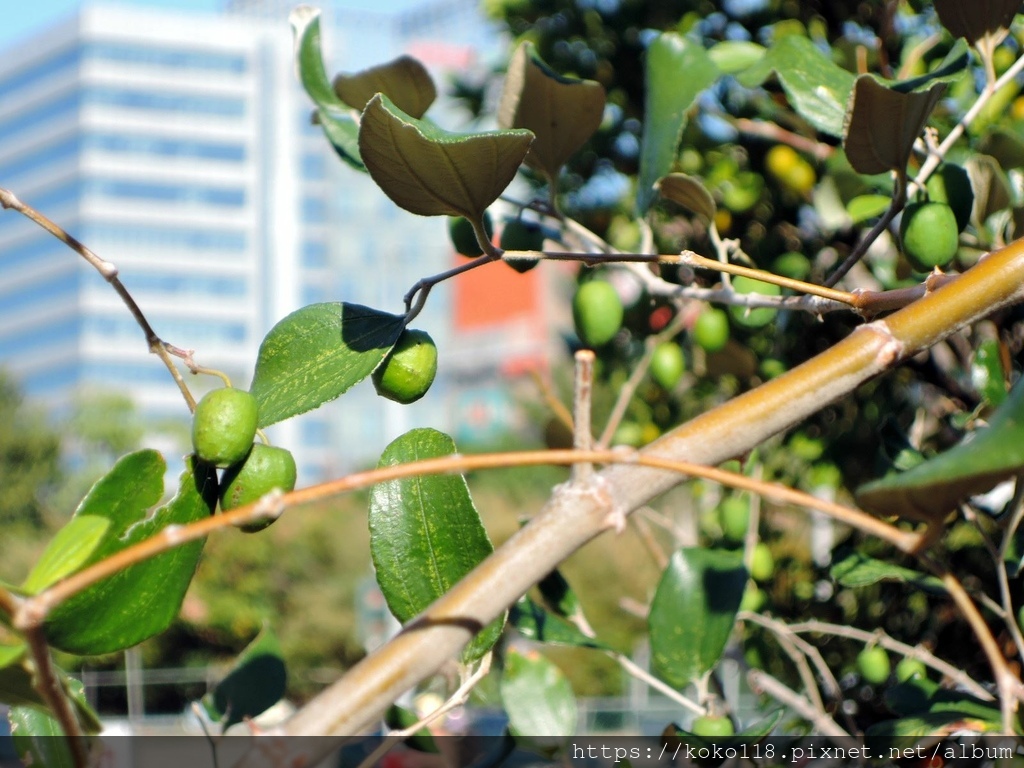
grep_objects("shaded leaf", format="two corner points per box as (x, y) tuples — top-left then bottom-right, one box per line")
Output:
(44, 453), (217, 655)
(334, 55), (436, 118)
(648, 548), (747, 689)
(830, 551), (946, 594)
(369, 428), (503, 662)
(204, 625), (286, 731)
(290, 6), (365, 171)
(707, 41), (765, 74)
(737, 35), (855, 138)
(250, 302), (404, 428)
(500, 648), (576, 739)
(934, 0), (1020, 47)
(857, 377), (1024, 521)
(510, 597), (610, 650)
(498, 42), (606, 182)
(22, 516), (109, 595)
(980, 129), (1024, 170)
(657, 173), (716, 220)
(638, 33), (720, 214)
(9, 706), (75, 767)
(885, 676), (1001, 723)
(536, 568), (582, 620)
(385, 705), (439, 753)
(967, 154), (1013, 226)
(843, 76), (946, 175)
(865, 711), (1001, 751)
(360, 93), (533, 219)
(973, 338), (1008, 407)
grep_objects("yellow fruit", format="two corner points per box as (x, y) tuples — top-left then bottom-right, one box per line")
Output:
(765, 144), (815, 195)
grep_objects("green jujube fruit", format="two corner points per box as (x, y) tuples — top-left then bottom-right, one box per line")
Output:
(572, 280), (624, 347)
(192, 387), (259, 467)
(372, 329), (438, 404)
(900, 201), (959, 271)
(925, 164), (973, 232)
(220, 443), (298, 532)
(500, 219), (545, 273)
(650, 342), (685, 390)
(729, 275), (781, 328)
(693, 308), (730, 352)
(857, 646), (891, 685)
(448, 212), (494, 257)
(690, 715), (736, 737)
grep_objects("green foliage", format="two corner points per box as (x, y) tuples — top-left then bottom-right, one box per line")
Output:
(0, 371), (60, 527)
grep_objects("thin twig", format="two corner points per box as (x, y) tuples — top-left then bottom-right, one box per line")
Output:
(572, 350), (596, 483)
(528, 369), (574, 433)
(747, 669), (854, 741)
(21, 626), (89, 768)
(682, 251), (857, 305)
(629, 512), (669, 570)
(739, 612), (842, 702)
(611, 651), (704, 716)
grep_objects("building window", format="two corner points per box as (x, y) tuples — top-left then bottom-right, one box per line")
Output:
(301, 240), (328, 268)
(83, 41), (247, 74)
(82, 223), (247, 252)
(84, 87), (246, 118)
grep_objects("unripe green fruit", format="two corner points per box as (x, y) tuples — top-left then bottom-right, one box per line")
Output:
(739, 582), (766, 612)
(650, 342), (685, 390)
(857, 646), (891, 685)
(693, 309), (730, 352)
(925, 164), (974, 232)
(691, 715), (735, 738)
(718, 497), (750, 544)
(772, 251), (811, 281)
(373, 329), (438, 404)
(572, 280), (624, 348)
(750, 541), (774, 581)
(729, 275), (781, 328)
(501, 219), (544, 273)
(895, 657), (928, 683)
(612, 421), (644, 447)
(192, 387), (259, 468)
(900, 201), (959, 271)
(220, 443), (297, 532)
(448, 212), (494, 257)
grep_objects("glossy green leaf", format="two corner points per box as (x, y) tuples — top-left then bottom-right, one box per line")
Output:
(843, 76), (946, 175)
(510, 597), (609, 650)
(9, 706), (75, 767)
(0, 651), (102, 735)
(334, 55), (436, 118)
(934, 0), (1019, 46)
(536, 568), (582, 620)
(250, 302), (404, 427)
(497, 42), (606, 182)
(369, 428), (503, 662)
(857, 377), (1024, 521)
(738, 35), (855, 138)
(360, 93), (533, 219)
(846, 194), (892, 224)
(830, 551), (946, 594)
(21, 516), (109, 595)
(973, 338), (1008, 406)
(290, 6), (365, 171)
(500, 648), (577, 738)
(44, 452), (217, 655)
(204, 625), (286, 731)
(648, 547), (747, 689)
(637, 33), (720, 214)
(657, 173), (716, 221)
(707, 41), (765, 74)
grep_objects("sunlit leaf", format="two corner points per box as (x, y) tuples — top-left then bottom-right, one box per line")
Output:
(657, 173), (716, 221)
(498, 42), (606, 182)
(847, 194), (892, 224)
(707, 40), (765, 74)
(334, 55), (436, 117)
(204, 625), (286, 732)
(250, 302), (404, 427)
(648, 548), (746, 689)
(637, 33), (720, 214)
(500, 648), (577, 739)
(44, 452), (217, 655)
(857, 377), (1024, 521)
(360, 93), (533, 219)
(21, 516), (109, 595)
(369, 428), (503, 662)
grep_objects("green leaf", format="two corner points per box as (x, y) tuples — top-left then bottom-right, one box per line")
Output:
(865, 710), (1002, 751)
(973, 338), (1008, 407)
(967, 154), (1013, 227)
(359, 93), (533, 219)
(536, 568), (582, 620)
(384, 705), (439, 752)
(637, 33), (720, 214)
(857, 377), (1024, 521)
(648, 547), (747, 689)
(250, 302), (404, 428)
(843, 76), (946, 175)
(9, 706), (76, 767)
(500, 648), (577, 739)
(0, 651), (102, 735)
(706, 41), (765, 74)
(44, 452), (217, 655)
(510, 597), (610, 650)
(334, 55), (436, 118)
(657, 173), (717, 221)
(737, 35), (855, 138)
(846, 194), (892, 224)
(204, 625), (286, 732)
(934, 0), (1020, 46)
(21, 516), (110, 595)
(829, 551), (946, 594)
(290, 6), (365, 171)
(369, 428), (503, 662)
(497, 42), (606, 182)
(884, 676), (1001, 724)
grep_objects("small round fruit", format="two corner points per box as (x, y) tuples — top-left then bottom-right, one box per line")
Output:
(750, 541), (775, 582)
(719, 497), (750, 544)
(611, 421), (644, 447)
(895, 657), (928, 683)
(739, 582), (766, 613)
(900, 201), (959, 271)
(572, 280), (624, 348)
(192, 387), (259, 467)
(220, 444), (297, 531)
(373, 329), (438, 404)
(729, 275), (782, 328)
(650, 342), (685, 390)
(690, 715), (735, 738)
(448, 212), (494, 257)
(857, 646), (891, 685)
(925, 164), (974, 232)
(772, 251), (811, 281)
(765, 144), (816, 195)
(692, 308), (730, 352)
(501, 219), (544, 273)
